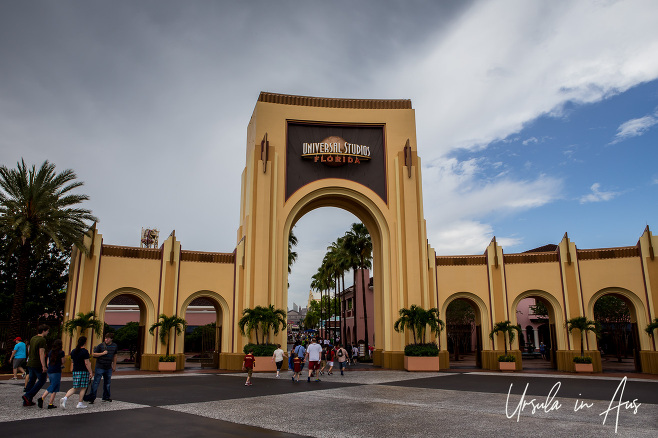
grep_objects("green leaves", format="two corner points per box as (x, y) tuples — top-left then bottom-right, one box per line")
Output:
(63, 311), (103, 337)
(489, 320), (522, 355)
(238, 305), (286, 345)
(394, 305), (444, 346)
(149, 314), (188, 356)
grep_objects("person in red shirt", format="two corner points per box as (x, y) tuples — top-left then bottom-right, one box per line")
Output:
(242, 349), (255, 386)
(292, 353), (302, 383)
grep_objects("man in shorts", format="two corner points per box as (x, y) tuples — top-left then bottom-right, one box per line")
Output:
(305, 338), (322, 382)
(9, 337), (27, 380)
(336, 343), (348, 375)
(243, 349), (255, 386)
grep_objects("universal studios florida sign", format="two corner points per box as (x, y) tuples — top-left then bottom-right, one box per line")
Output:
(302, 136), (371, 165)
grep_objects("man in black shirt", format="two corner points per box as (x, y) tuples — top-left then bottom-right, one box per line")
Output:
(87, 333), (118, 403)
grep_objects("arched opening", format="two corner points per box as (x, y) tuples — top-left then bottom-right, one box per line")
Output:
(592, 292), (642, 373)
(444, 297), (483, 369)
(180, 291), (226, 369)
(283, 186), (388, 360)
(511, 291), (563, 370)
(101, 291), (152, 369)
(287, 206), (375, 359)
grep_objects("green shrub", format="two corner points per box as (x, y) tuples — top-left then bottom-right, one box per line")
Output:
(158, 355), (176, 362)
(498, 354), (516, 362)
(573, 356), (592, 364)
(404, 343), (439, 357)
(243, 343), (278, 356)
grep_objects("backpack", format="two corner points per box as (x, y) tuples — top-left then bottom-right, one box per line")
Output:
(337, 349), (343, 357)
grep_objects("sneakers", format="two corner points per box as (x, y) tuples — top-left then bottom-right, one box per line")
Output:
(244, 382), (252, 386)
(60, 397), (67, 409)
(307, 377), (310, 382)
(47, 404), (57, 409)
(76, 403), (88, 409)
(291, 376), (295, 382)
(37, 398), (43, 409)
(22, 395), (35, 407)
(102, 398), (112, 402)
(11, 377), (17, 380)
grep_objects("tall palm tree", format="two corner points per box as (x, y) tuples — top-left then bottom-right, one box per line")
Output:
(149, 314), (187, 356)
(566, 316), (599, 357)
(304, 311), (320, 332)
(343, 223), (372, 350)
(0, 160), (97, 345)
(288, 228), (298, 274)
(489, 320), (522, 355)
(63, 311), (103, 339)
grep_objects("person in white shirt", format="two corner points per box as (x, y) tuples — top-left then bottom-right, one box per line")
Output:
(305, 338), (323, 382)
(271, 344), (287, 377)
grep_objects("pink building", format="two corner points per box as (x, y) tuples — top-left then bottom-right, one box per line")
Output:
(340, 269), (375, 347)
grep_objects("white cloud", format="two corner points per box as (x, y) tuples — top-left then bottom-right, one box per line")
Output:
(432, 220), (522, 255)
(423, 157), (563, 254)
(579, 183), (618, 203)
(610, 112), (658, 144)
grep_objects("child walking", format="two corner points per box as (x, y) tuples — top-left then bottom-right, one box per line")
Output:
(243, 349), (255, 386)
(38, 339), (65, 409)
(291, 353), (302, 383)
(60, 336), (93, 409)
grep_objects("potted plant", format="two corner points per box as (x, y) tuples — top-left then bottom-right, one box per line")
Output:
(566, 316), (598, 372)
(498, 354), (517, 371)
(238, 305), (287, 371)
(149, 314), (187, 372)
(394, 305), (445, 371)
(489, 321), (521, 371)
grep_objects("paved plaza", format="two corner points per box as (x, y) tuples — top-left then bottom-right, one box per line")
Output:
(1, 368), (657, 437)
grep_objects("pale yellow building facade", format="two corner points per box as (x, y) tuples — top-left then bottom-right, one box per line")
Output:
(64, 93), (658, 373)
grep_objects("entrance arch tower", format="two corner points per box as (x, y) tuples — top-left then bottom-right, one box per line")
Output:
(227, 92), (434, 369)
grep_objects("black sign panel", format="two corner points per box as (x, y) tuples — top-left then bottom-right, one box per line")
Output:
(286, 122), (386, 202)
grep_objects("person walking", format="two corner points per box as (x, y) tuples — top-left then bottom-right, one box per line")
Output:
(336, 343), (348, 376)
(351, 344), (359, 365)
(326, 345), (336, 375)
(291, 353), (302, 383)
(9, 337), (27, 381)
(243, 348), (255, 386)
(271, 343), (286, 377)
(87, 332), (118, 403)
(60, 336), (93, 409)
(305, 338), (322, 382)
(38, 339), (65, 409)
(294, 341), (306, 374)
(319, 345), (327, 375)
(22, 324), (50, 407)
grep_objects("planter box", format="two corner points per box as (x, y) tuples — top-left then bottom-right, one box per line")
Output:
(404, 355), (440, 372)
(574, 363), (593, 373)
(249, 356), (282, 373)
(158, 361), (177, 372)
(499, 361), (516, 371)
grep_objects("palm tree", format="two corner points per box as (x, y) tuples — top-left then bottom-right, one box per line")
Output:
(0, 159), (97, 345)
(394, 305), (446, 345)
(260, 305), (287, 344)
(63, 311), (103, 339)
(394, 305), (424, 344)
(149, 314), (187, 356)
(238, 307), (265, 344)
(343, 223), (372, 350)
(489, 320), (522, 355)
(288, 228), (298, 274)
(303, 310), (320, 332)
(646, 318), (658, 339)
(566, 316), (599, 357)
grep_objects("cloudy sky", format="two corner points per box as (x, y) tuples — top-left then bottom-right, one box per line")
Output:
(2, 1), (657, 309)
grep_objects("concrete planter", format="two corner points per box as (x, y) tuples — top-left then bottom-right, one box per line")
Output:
(158, 361), (177, 372)
(499, 361), (516, 371)
(574, 363), (594, 373)
(404, 356), (440, 372)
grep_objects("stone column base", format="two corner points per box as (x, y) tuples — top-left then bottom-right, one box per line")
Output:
(219, 352), (246, 371)
(381, 351), (405, 370)
(140, 353), (185, 371)
(639, 351), (658, 374)
(556, 350), (602, 373)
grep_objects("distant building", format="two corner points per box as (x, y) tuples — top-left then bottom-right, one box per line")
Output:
(339, 269), (374, 347)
